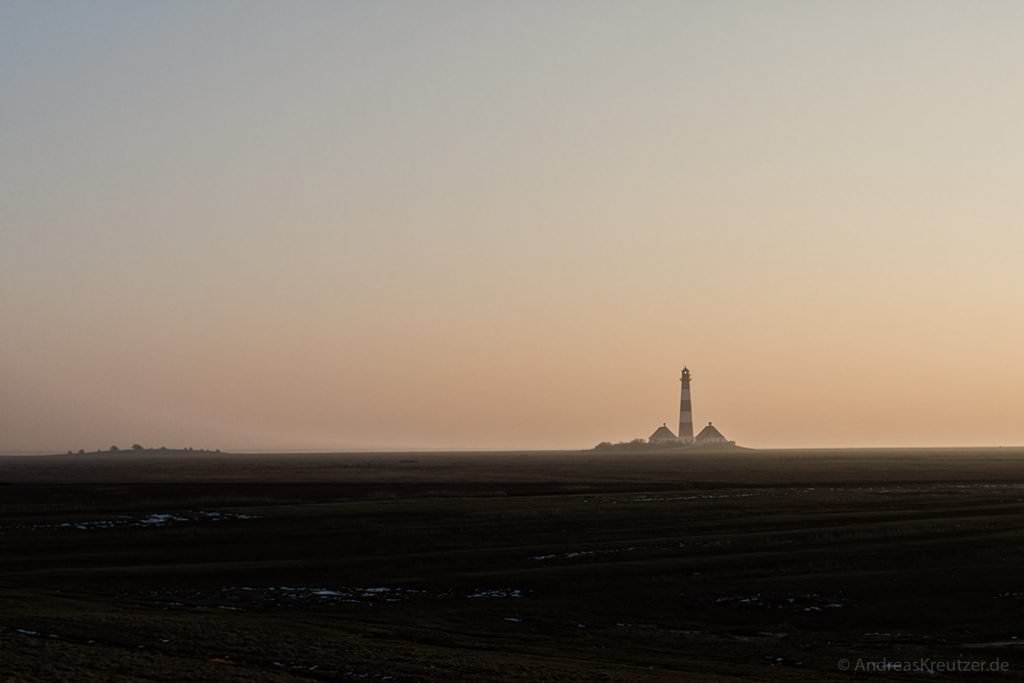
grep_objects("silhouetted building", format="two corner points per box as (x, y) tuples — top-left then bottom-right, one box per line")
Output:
(678, 367), (694, 443)
(695, 421), (731, 446)
(642, 368), (738, 448)
(648, 424), (678, 444)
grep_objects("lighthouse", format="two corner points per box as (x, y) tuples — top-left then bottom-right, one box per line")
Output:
(678, 367), (694, 443)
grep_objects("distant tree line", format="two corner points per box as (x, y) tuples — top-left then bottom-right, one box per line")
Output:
(593, 438), (648, 451)
(64, 445), (223, 455)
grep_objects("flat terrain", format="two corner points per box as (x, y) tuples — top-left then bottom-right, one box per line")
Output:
(3, 448), (1024, 681)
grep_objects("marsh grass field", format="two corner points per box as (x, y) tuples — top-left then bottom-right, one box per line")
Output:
(3, 448), (1024, 681)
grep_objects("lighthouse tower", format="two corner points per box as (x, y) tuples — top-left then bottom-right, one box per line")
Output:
(678, 367), (694, 444)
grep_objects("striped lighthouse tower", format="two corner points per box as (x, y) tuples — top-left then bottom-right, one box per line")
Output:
(678, 367), (694, 444)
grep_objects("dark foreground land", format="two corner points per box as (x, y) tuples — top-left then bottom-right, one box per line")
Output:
(3, 448), (1024, 682)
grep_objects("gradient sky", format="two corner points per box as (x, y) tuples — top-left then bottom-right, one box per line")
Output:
(3, 1), (1024, 452)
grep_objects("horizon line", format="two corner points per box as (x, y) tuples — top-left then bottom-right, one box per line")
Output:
(5, 443), (1024, 457)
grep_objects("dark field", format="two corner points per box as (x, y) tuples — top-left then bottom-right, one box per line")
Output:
(3, 449), (1024, 681)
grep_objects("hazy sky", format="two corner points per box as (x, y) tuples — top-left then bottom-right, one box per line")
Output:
(3, 1), (1024, 452)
